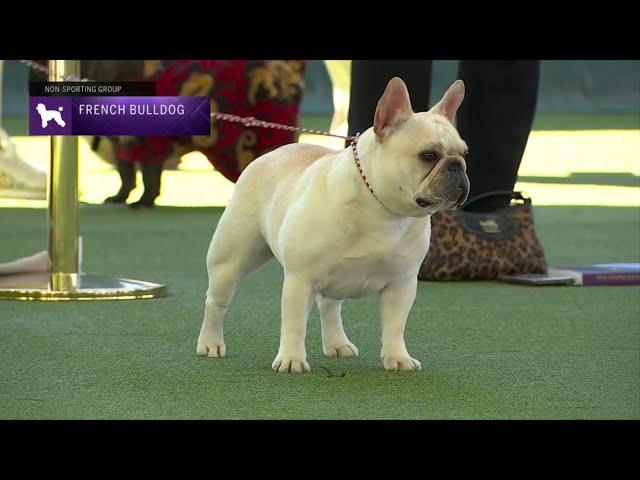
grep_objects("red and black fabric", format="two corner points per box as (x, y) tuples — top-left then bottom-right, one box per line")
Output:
(114, 60), (307, 182)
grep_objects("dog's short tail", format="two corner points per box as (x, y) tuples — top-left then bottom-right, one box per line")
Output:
(58, 107), (64, 111)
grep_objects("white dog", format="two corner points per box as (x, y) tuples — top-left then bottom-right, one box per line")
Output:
(197, 77), (470, 373)
(35, 103), (66, 128)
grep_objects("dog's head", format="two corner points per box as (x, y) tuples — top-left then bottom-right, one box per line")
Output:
(36, 103), (46, 113)
(366, 77), (470, 217)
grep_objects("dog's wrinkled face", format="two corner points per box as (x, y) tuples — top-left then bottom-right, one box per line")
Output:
(369, 77), (470, 217)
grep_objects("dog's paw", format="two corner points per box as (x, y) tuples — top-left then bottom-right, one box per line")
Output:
(196, 336), (226, 358)
(271, 354), (310, 373)
(381, 354), (422, 372)
(323, 340), (359, 358)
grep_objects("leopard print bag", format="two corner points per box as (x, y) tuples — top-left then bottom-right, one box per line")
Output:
(419, 191), (548, 281)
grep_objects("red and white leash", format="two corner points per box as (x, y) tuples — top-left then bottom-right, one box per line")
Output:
(212, 113), (376, 200)
(20, 59), (90, 82)
(20, 60), (378, 200)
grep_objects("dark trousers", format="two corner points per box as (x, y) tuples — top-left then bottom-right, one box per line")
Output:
(347, 60), (540, 211)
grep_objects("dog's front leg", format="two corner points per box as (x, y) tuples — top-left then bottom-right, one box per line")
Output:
(379, 277), (422, 372)
(272, 274), (314, 373)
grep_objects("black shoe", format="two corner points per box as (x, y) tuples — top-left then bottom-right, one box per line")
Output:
(128, 197), (156, 209)
(105, 192), (131, 204)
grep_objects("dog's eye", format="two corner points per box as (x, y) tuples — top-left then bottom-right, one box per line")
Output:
(420, 151), (439, 162)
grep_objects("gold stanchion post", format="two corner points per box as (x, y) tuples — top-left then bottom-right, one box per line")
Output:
(49, 60), (80, 291)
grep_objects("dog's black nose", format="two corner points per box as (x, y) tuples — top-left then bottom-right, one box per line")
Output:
(447, 157), (465, 173)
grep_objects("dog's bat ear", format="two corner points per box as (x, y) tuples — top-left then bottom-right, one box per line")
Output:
(374, 77), (413, 142)
(429, 79), (465, 123)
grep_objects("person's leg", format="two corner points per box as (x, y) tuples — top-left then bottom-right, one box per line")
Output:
(347, 60), (433, 139)
(0, 61), (47, 191)
(130, 161), (162, 208)
(104, 158), (136, 204)
(324, 60), (351, 137)
(456, 60), (540, 211)
(0, 60), (4, 122)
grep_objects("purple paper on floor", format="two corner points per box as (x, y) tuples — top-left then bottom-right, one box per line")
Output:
(500, 263), (640, 286)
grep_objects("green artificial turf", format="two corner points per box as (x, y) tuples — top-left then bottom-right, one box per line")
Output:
(0, 204), (639, 419)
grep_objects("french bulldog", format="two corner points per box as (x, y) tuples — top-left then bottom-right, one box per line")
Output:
(197, 77), (470, 373)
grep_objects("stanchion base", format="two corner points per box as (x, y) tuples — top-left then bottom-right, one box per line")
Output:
(0, 272), (167, 301)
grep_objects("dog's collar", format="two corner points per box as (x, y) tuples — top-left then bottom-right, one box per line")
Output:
(351, 133), (380, 202)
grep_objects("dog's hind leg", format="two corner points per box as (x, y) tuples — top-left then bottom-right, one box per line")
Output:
(197, 209), (273, 358)
(317, 296), (359, 357)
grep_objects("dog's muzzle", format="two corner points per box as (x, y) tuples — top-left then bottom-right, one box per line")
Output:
(447, 157), (470, 206)
(415, 156), (469, 209)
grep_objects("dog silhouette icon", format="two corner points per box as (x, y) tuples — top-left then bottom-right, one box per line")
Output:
(35, 103), (66, 128)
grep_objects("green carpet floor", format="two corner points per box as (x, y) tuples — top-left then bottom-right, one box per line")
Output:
(1, 205), (638, 419)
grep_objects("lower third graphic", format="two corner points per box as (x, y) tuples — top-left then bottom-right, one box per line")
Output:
(29, 96), (210, 136)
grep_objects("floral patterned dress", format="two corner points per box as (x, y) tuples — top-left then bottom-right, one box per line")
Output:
(113, 60), (306, 182)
